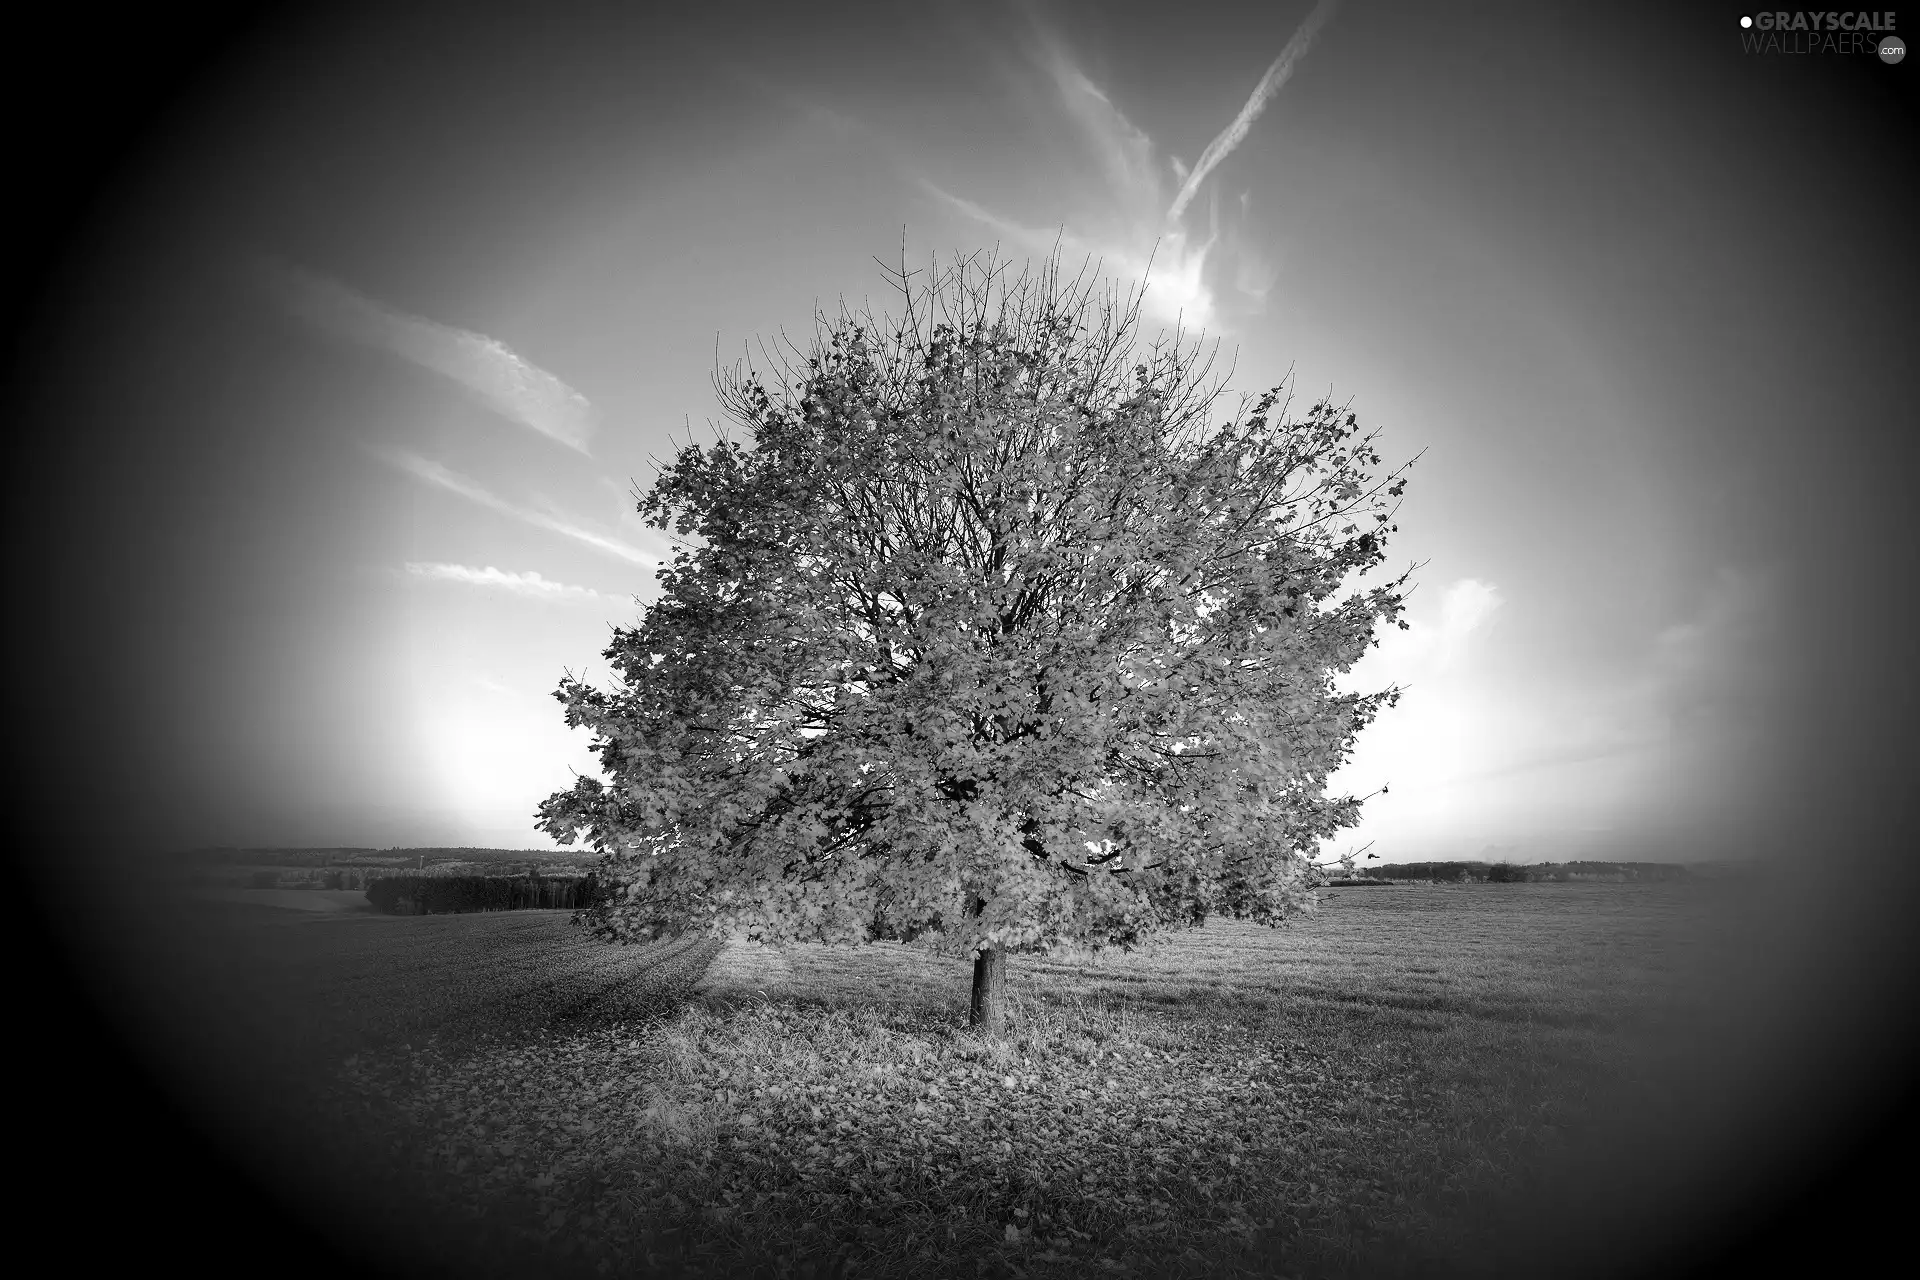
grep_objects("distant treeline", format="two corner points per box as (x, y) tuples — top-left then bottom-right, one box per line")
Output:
(251, 866), (385, 891)
(1361, 861), (1701, 884)
(365, 874), (606, 915)
(184, 861), (593, 890)
(169, 846), (592, 869)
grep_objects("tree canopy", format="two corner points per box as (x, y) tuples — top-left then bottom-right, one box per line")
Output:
(538, 250), (1411, 1019)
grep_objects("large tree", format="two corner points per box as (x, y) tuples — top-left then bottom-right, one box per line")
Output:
(538, 251), (1410, 1032)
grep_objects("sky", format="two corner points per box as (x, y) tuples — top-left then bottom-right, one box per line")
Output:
(12, 1), (1915, 865)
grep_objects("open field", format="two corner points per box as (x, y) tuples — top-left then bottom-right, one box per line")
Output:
(64, 893), (726, 1275)
(69, 876), (1907, 1277)
(158, 879), (1837, 1279)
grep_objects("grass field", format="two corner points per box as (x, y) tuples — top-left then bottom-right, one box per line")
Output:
(273, 880), (1808, 1279)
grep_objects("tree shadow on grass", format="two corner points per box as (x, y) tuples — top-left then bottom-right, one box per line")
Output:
(74, 899), (728, 1280)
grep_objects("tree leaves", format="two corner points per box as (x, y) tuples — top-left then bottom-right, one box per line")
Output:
(540, 250), (1414, 959)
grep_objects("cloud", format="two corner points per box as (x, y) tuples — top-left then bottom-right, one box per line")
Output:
(1649, 566), (1781, 728)
(259, 258), (596, 453)
(1164, 0), (1343, 225)
(920, 182), (1086, 257)
(922, 181), (1218, 332)
(383, 451), (658, 566)
(1435, 578), (1503, 669)
(923, 3), (1340, 335)
(1358, 577), (1504, 683)
(1327, 566), (1804, 863)
(1229, 192), (1281, 306)
(1447, 567), (1792, 855)
(1035, 31), (1166, 226)
(405, 561), (618, 604)
(1437, 570), (1776, 779)
(1353, 569), (1780, 799)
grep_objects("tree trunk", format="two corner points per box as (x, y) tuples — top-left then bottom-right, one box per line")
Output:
(970, 944), (1007, 1035)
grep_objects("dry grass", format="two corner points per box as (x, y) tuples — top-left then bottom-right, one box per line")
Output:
(330, 882), (1763, 1278)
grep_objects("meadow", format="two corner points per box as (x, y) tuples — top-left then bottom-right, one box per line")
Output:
(302, 880), (1786, 1279)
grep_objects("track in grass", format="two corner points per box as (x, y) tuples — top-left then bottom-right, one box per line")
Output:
(77, 894), (725, 1277)
(118, 898), (722, 1061)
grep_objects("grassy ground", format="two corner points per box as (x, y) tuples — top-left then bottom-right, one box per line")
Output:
(327, 882), (1774, 1278)
(70, 897), (722, 1277)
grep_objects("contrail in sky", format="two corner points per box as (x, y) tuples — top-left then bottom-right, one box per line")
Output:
(919, 181), (1094, 256)
(927, 2), (1338, 330)
(383, 450), (657, 566)
(404, 562), (616, 604)
(1164, 0), (1342, 226)
(260, 258), (597, 454)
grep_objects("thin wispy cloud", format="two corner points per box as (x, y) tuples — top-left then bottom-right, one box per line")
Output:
(404, 562), (617, 605)
(259, 258), (596, 453)
(1163, 0), (1343, 225)
(1036, 32), (1166, 227)
(929, 1), (1342, 333)
(920, 183), (1082, 254)
(383, 451), (657, 566)
(921, 180), (1217, 331)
